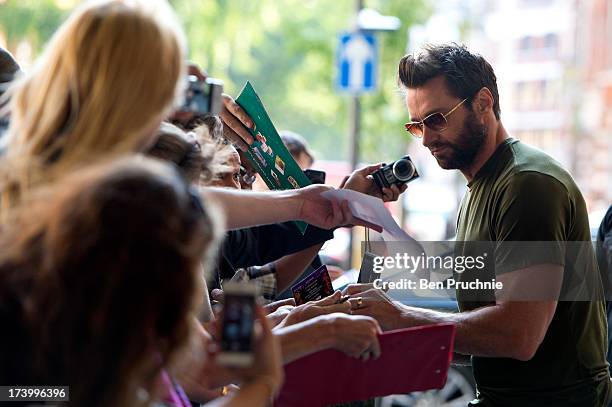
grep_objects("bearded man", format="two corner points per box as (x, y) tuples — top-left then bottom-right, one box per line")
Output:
(348, 43), (612, 407)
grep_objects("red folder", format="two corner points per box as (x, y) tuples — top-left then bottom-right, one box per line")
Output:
(274, 323), (456, 407)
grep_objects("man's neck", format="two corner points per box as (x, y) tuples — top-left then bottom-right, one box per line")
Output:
(461, 121), (508, 182)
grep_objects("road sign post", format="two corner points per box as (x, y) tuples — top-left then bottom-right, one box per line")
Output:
(335, 2), (399, 270)
(336, 29), (378, 269)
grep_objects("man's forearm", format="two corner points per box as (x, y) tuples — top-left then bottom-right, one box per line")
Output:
(394, 303), (543, 360)
(204, 187), (300, 230)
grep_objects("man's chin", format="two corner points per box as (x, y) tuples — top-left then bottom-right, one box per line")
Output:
(435, 159), (458, 170)
(433, 154), (459, 170)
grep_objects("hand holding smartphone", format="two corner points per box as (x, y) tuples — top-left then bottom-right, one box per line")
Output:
(217, 282), (258, 367)
(211, 282), (284, 402)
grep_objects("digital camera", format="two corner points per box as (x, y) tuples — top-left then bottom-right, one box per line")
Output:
(372, 155), (419, 191)
(182, 75), (224, 116)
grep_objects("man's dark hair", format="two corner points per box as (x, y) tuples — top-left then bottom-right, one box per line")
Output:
(398, 43), (501, 120)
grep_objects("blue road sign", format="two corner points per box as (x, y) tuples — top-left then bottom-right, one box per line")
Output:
(336, 32), (378, 94)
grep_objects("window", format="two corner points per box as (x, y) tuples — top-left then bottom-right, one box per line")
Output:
(517, 33), (559, 61)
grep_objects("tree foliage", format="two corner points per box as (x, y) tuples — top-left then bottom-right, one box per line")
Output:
(0, 0), (67, 51)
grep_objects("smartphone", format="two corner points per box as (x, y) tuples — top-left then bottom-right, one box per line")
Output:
(217, 282), (258, 367)
(304, 169), (326, 184)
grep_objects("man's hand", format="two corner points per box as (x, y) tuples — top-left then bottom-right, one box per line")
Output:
(349, 288), (406, 331)
(340, 163), (407, 202)
(219, 93), (254, 151)
(294, 184), (383, 232)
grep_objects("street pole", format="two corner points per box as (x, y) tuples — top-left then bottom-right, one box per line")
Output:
(348, 0), (364, 270)
(349, 97), (361, 172)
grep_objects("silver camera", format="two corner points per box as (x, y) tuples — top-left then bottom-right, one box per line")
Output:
(372, 155), (419, 191)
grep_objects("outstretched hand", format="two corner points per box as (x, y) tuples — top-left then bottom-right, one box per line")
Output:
(295, 184), (383, 232)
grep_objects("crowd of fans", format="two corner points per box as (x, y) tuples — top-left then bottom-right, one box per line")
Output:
(0, 1), (397, 406)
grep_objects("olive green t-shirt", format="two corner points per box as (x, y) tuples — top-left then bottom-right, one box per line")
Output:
(456, 138), (611, 406)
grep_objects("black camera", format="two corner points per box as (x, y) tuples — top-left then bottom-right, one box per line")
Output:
(304, 169), (326, 184)
(372, 155), (419, 191)
(182, 75), (224, 116)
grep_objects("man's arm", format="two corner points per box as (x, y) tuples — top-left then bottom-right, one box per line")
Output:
(398, 298), (557, 361)
(352, 263), (562, 361)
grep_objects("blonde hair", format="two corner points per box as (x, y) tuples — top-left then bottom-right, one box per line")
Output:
(1, 0), (187, 212)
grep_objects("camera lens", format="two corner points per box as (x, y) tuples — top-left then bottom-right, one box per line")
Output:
(392, 158), (415, 181)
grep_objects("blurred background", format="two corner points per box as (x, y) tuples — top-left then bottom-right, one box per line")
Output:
(0, 0), (610, 261)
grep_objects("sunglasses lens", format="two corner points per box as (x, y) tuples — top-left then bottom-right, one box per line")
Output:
(423, 113), (447, 131)
(404, 123), (423, 138)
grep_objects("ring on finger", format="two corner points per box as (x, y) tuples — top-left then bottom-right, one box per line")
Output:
(352, 296), (364, 310)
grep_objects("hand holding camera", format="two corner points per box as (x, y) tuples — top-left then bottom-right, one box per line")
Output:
(171, 63), (224, 129)
(341, 156), (418, 202)
(371, 155), (419, 191)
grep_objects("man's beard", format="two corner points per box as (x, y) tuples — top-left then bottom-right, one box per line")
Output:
(429, 112), (486, 170)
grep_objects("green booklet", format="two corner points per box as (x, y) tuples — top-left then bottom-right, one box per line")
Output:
(235, 81), (311, 233)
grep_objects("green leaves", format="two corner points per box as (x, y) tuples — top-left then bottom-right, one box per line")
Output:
(0, 0), (66, 50)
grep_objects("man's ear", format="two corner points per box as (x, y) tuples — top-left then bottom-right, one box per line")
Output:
(472, 87), (494, 116)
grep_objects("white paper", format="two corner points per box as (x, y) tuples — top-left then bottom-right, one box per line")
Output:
(321, 189), (416, 242)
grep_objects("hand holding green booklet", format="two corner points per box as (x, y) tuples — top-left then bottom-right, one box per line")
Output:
(235, 81), (312, 233)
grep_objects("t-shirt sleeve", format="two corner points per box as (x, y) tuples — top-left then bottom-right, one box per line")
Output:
(492, 171), (569, 274)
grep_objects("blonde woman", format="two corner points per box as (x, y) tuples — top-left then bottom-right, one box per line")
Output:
(0, 0), (369, 232)
(0, 0), (185, 208)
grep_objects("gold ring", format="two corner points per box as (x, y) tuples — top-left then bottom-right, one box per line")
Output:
(354, 297), (363, 309)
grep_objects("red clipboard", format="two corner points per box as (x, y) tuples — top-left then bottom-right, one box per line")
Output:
(274, 323), (456, 407)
